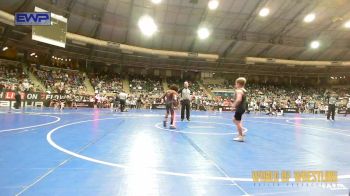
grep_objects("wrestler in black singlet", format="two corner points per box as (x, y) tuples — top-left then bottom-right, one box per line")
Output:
(234, 89), (247, 121)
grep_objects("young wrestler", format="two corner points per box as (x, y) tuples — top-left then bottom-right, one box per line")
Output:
(59, 98), (65, 111)
(345, 98), (350, 117)
(162, 85), (179, 129)
(232, 77), (247, 142)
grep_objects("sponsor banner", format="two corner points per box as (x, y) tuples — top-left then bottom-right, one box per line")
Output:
(44, 94), (67, 100)
(0, 101), (44, 108)
(0, 91), (43, 101)
(15, 12), (51, 26)
(0, 91), (92, 102)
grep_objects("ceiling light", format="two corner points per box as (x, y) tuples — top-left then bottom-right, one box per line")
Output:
(197, 27), (210, 40)
(138, 15), (158, 37)
(259, 7), (270, 17)
(208, 0), (219, 10)
(304, 13), (315, 23)
(151, 0), (161, 4)
(310, 40), (320, 49)
(30, 52), (35, 56)
(344, 20), (350, 28)
(35, 55), (38, 58)
(69, 59), (71, 61)
(2, 46), (8, 51)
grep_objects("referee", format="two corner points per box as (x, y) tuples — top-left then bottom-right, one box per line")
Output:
(326, 91), (337, 121)
(180, 81), (191, 121)
(119, 91), (128, 112)
(14, 90), (21, 109)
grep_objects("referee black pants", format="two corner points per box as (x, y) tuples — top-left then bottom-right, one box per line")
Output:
(181, 99), (190, 120)
(327, 104), (335, 120)
(120, 99), (126, 112)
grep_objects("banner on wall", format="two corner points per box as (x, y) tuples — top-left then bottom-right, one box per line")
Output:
(0, 91), (95, 108)
(0, 91), (44, 101)
(0, 91), (92, 102)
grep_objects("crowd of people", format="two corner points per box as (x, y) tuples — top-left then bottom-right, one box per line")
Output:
(49, 79), (349, 116)
(197, 81), (350, 115)
(30, 64), (87, 94)
(2, 62), (349, 116)
(0, 64), (38, 92)
(168, 79), (208, 98)
(206, 81), (232, 90)
(90, 73), (123, 94)
(129, 75), (163, 96)
(246, 83), (349, 114)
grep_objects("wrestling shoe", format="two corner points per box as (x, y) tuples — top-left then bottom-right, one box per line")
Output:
(233, 136), (244, 142)
(163, 120), (167, 128)
(170, 125), (176, 129)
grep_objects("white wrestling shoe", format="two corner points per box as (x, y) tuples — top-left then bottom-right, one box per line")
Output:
(233, 135), (244, 142)
(170, 125), (176, 129)
(232, 132), (245, 136)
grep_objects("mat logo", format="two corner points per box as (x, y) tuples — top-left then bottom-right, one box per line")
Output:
(15, 12), (51, 26)
(252, 170), (338, 184)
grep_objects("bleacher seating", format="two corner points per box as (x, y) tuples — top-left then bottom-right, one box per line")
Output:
(129, 75), (163, 96)
(31, 65), (86, 94)
(167, 78), (208, 98)
(0, 64), (37, 92)
(90, 73), (123, 94)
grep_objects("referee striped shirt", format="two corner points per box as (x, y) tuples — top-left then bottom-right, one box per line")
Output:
(181, 88), (191, 100)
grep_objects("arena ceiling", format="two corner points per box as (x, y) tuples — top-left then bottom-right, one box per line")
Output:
(1, 0), (350, 75)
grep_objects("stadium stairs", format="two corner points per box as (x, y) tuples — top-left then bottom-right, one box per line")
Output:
(162, 79), (168, 91)
(83, 75), (95, 94)
(24, 64), (46, 92)
(197, 81), (213, 99)
(122, 77), (130, 93)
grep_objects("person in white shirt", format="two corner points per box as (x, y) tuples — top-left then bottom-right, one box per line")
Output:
(326, 92), (337, 120)
(180, 81), (191, 121)
(94, 93), (100, 108)
(295, 98), (302, 113)
(119, 91), (128, 112)
(345, 99), (350, 117)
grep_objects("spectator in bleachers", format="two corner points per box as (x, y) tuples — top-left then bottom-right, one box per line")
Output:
(32, 65), (87, 94)
(0, 64), (36, 92)
(90, 73), (123, 94)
